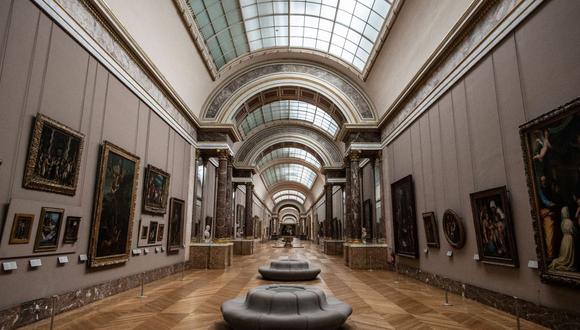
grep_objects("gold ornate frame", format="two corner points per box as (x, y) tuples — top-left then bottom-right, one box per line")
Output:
(142, 164), (171, 214)
(89, 141), (140, 267)
(23, 114), (85, 196)
(167, 198), (185, 253)
(34, 207), (64, 252)
(9, 213), (35, 244)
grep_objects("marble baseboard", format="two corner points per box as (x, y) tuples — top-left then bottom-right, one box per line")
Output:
(0, 261), (186, 329)
(323, 240), (344, 256)
(344, 244), (389, 270)
(395, 263), (580, 329)
(233, 240), (254, 255)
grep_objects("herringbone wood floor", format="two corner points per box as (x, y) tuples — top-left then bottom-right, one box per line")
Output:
(22, 242), (544, 329)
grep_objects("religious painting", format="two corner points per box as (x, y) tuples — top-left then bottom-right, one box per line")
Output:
(62, 216), (81, 244)
(148, 221), (158, 244)
(167, 198), (185, 253)
(23, 114), (84, 196)
(140, 225), (148, 240)
(89, 141), (140, 267)
(470, 187), (519, 267)
(422, 212), (440, 248)
(442, 209), (466, 249)
(9, 214), (34, 244)
(34, 207), (64, 252)
(520, 98), (580, 287)
(391, 175), (418, 258)
(142, 165), (170, 214)
(157, 224), (165, 242)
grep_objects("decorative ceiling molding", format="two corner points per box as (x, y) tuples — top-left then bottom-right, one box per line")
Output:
(202, 61), (376, 121)
(380, 0), (544, 147)
(33, 0), (198, 145)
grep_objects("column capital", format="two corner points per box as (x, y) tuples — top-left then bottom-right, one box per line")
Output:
(217, 149), (229, 160)
(245, 182), (254, 188)
(347, 150), (362, 161)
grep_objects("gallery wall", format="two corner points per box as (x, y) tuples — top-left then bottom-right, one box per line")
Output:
(382, 0), (580, 312)
(0, 1), (192, 310)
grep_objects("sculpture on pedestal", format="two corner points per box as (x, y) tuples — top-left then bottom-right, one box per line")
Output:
(203, 225), (211, 243)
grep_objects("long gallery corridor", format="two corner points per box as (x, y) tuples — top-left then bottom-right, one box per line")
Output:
(23, 242), (543, 330)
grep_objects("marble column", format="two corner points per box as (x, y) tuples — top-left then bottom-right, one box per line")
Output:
(225, 157), (233, 239)
(350, 151), (362, 242)
(344, 160), (352, 241)
(215, 150), (229, 241)
(376, 151), (386, 242)
(244, 182), (254, 238)
(324, 183), (333, 239)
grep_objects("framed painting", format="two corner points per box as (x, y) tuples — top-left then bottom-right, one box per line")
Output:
(62, 216), (81, 244)
(422, 212), (440, 248)
(520, 98), (580, 287)
(23, 114), (84, 196)
(167, 198), (185, 253)
(470, 187), (519, 267)
(89, 141), (140, 267)
(157, 224), (164, 242)
(34, 207), (64, 252)
(140, 225), (148, 240)
(363, 199), (372, 237)
(9, 213), (34, 244)
(442, 209), (466, 249)
(391, 175), (419, 258)
(143, 165), (170, 214)
(148, 221), (158, 244)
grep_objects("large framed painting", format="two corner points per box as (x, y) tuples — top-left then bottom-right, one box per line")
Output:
(62, 216), (81, 244)
(422, 212), (440, 248)
(34, 207), (64, 252)
(442, 209), (466, 249)
(167, 198), (185, 253)
(9, 213), (34, 244)
(23, 114), (84, 196)
(520, 98), (580, 287)
(470, 187), (519, 267)
(391, 175), (418, 258)
(143, 165), (170, 214)
(89, 141), (140, 267)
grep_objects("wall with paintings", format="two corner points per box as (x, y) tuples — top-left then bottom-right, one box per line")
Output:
(0, 1), (193, 310)
(382, 0), (580, 312)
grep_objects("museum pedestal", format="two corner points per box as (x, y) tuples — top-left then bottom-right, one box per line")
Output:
(323, 240), (344, 255)
(343, 243), (389, 270)
(233, 239), (254, 255)
(189, 243), (234, 269)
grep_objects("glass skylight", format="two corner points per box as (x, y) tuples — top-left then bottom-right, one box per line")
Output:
(188, 0), (393, 72)
(262, 163), (317, 188)
(273, 190), (306, 204)
(257, 147), (321, 169)
(239, 100), (339, 136)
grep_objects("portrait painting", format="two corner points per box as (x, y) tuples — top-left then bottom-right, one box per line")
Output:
(391, 175), (418, 258)
(34, 207), (64, 252)
(157, 224), (164, 242)
(143, 165), (170, 214)
(9, 214), (34, 244)
(168, 198), (185, 253)
(148, 221), (158, 244)
(23, 114), (84, 196)
(140, 225), (148, 240)
(89, 141), (140, 267)
(422, 212), (440, 248)
(62, 216), (81, 244)
(520, 98), (580, 287)
(470, 187), (518, 267)
(442, 209), (466, 249)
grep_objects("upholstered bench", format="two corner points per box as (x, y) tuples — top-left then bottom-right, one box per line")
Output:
(258, 259), (321, 281)
(221, 284), (352, 330)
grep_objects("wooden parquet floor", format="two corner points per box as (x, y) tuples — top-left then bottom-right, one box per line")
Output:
(22, 242), (545, 330)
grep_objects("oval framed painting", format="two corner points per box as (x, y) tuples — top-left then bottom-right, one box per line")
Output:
(442, 209), (466, 249)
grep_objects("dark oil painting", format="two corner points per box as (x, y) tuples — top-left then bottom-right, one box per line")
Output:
(143, 165), (170, 214)
(168, 198), (185, 253)
(391, 175), (418, 258)
(34, 207), (64, 252)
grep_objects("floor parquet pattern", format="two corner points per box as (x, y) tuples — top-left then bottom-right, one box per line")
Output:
(21, 242), (545, 330)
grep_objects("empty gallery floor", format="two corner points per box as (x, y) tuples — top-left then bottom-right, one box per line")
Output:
(1, 0), (580, 329)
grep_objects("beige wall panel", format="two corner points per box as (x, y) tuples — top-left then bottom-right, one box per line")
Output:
(392, 130), (412, 182)
(409, 123), (426, 249)
(146, 112), (170, 170)
(428, 106), (446, 217)
(515, 0), (580, 120)
(135, 102), (148, 161)
(0, 0), (13, 47)
(438, 94), (461, 211)
(418, 115), (435, 213)
(101, 77), (139, 153)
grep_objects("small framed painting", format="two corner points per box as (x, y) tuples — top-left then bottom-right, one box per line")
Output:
(34, 207), (64, 252)
(62, 216), (81, 244)
(9, 213), (34, 244)
(157, 224), (165, 242)
(422, 212), (440, 248)
(442, 209), (466, 249)
(140, 225), (148, 240)
(143, 165), (170, 214)
(148, 221), (158, 244)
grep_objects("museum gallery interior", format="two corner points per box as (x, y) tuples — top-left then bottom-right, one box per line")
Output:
(0, 0), (579, 329)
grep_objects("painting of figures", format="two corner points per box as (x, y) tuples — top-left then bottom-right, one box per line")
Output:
(470, 187), (518, 267)
(34, 207), (64, 252)
(391, 175), (418, 258)
(9, 214), (34, 244)
(143, 165), (170, 214)
(168, 198), (185, 253)
(23, 114), (84, 195)
(521, 98), (580, 287)
(89, 141), (140, 267)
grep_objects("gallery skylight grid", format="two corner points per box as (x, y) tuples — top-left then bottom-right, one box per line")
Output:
(262, 163), (317, 188)
(188, 0), (393, 72)
(257, 147), (321, 168)
(239, 100), (339, 136)
(274, 195), (305, 204)
(273, 189), (306, 201)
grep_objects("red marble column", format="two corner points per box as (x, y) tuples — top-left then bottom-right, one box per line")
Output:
(350, 151), (362, 242)
(344, 160), (352, 241)
(324, 182), (333, 239)
(215, 150), (229, 241)
(244, 182), (254, 238)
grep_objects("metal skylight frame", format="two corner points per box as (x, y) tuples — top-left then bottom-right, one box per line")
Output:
(273, 189), (307, 204)
(261, 163), (317, 188)
(257, 147), (322, 169)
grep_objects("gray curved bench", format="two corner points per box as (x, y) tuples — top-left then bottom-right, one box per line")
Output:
(221, 284), (352, 330)
(258, 259), (321, 281)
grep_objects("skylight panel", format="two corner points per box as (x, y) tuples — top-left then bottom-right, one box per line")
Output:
(261, 164), (317, 188)
(257, 147), (321, 168)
